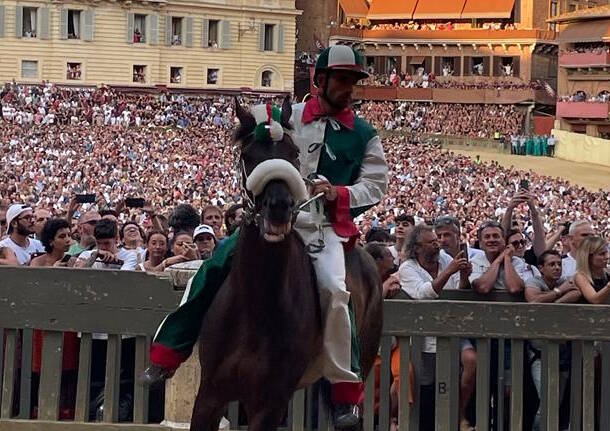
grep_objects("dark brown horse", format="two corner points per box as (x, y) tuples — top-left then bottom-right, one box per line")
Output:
(190, 96), (382, 431)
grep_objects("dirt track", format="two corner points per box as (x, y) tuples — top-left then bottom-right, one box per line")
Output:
(447, 147), (610, 191)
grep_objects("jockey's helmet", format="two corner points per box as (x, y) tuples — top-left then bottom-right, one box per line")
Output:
(314, 45), (369, 87)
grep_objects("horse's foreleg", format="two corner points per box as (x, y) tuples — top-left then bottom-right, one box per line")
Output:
(190, 382), (225, 431)
(244, 398), (289, 431)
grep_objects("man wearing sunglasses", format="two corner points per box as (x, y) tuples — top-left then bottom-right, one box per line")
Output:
(68, 210), (101, 256)
(0, 204), (45, 265)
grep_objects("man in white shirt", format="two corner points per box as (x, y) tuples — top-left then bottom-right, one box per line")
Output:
(75, 219), (138, 271)
(0, 204), (45, 265)
(398, 225), (475, 431)
(561, 220), (595, 278)
(469, 220), (531, 293)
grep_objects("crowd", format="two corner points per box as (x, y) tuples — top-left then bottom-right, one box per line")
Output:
(0, 83), (609, 429)
(357, 101), (525, 138)
(510, 134), (557, 157)
(559, 90), (610, 103)
(340, 20), (518, 32)
(560, 42), (609, 55)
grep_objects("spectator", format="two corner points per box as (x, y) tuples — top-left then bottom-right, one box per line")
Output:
(0, 204), (7, 240)
(469, 221), (530, 294)
(434, 215), (484, 260)
(142, 230), (187, 272)
(224, 204), (244, 237)
(33, 208), (52, 240)
(573, 236), (610, 304)
(75, 219), (138, 270)
(0, 246), (18, 265)
(501, 192), (546, 265)
(168, 204), (201, 237)
(68, 211), (101, 256)
(562, 220), (595, 278)
(120, 221), (146, 255)
(0, 204), (45, 265)
(30, 218), (72, 267)
(193, 224), (216, 260)
(169, 230), (199, 263)
(365, 241), (401, 298)
(525, 250), (582, 303)
(201, 205), (224, 239)
(399, 225), (474, 431)
(389, 213), (414, 265)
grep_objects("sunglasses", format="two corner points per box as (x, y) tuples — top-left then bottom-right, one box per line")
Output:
(511, 239), (527, 248)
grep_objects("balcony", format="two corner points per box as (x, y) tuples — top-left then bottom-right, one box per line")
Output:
(559, 51), (610, 68)
(329, 27), (556, 42)
(556, 101), (610, 119)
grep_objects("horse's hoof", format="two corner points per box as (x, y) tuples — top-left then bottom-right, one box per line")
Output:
(333, 404), (360, 429)
(138, 364), (175, 387)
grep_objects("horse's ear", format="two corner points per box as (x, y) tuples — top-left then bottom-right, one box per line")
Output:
(234, 97), (256, 134)
(280, 95), (292, 129)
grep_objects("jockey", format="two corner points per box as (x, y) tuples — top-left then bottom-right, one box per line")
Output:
(142, 45), (388, 428)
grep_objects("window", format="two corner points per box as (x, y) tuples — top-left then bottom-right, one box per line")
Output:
(264, 24), (274, 51)
(207, 68), (219, 85)
(67, 10), (81, 39)
(500, 57), (514, 76)
(170, 66), (183, 83)
(171, 17), (183, 45)
(21, 60), (38, 78)
(134, 14), (146, 43)
(549, 0), (558, 31)
(67, 62), (82, 80)
(441, 57), (455, 76)
(261, 70), (273, 87)
(208, 20), (219, 47)
(22, 7), (38, 38)
(472, 57), (484, 75)
(133, 65), (146, 83)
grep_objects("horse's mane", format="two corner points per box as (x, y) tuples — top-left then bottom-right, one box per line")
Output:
(233, 98), (293, 147)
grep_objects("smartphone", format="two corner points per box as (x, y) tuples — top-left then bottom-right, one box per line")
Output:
(75, 193), (96, 204)
(460, 243), (469, 261)
(60, 254), (72, 263)
(562, 222), (571, 236)
(520, 179), (529, 190)
(125, 197), (145, 208)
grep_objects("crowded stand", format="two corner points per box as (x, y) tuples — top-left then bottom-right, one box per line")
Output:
(340, 20), (518, 31)
(0, 82), (608, 429)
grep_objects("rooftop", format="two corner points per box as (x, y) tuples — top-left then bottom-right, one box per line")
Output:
(548, 4), (610, 24)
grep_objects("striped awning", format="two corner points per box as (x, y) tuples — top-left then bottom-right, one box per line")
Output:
(339, 0), (370, 18)
(413, 0), (467, 19)
(461, 0), (515, 19)
(367, 0), (418, 20)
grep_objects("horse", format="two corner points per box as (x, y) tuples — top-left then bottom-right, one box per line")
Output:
(190, 96), (383, 431)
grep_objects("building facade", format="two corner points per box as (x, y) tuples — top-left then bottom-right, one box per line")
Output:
(552, 4), (610, 139)
(0, 0), (299, 92)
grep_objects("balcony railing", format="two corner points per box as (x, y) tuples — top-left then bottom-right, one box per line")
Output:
(556, 101), (610, 119)
(559, 51), (610, 67)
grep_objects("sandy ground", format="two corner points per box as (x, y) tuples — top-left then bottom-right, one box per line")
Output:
(447, 147), (610, 191)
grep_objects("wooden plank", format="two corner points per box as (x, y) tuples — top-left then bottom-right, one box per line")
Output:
(17, 329), (32, 420)
(291, 389), (305, 431)
(0, 419), (170, 430)
(438, 290), (524, 302)
(1, 330), (17, 419)
(38, 331), (64, 421)
(398, 337), (411, 431)
(133, 336), (150, 424)
(510, 340), (523, 431)
(475, 338), (490, 431)
(409, 337), (423, 431)
(383, 301), (610, 341)
(600, 342), (610, 431)
(435, 337), (459, 431)
(581, 341), (595, 431)
(0, 268), (178, 335)
(379, 336), (392, 431)
(496, 340), (505, 431)
(104, 335), (122, 423)
(75, 334), (92, 422)
(362, 370), (374, 431)
(569, 341), (583, 431)
(544, 341), (560, 431)
(227, 401), (239, 429)
(0, 329), (4, 413)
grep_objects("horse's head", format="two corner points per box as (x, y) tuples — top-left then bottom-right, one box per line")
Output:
(235, 96), (308, 243)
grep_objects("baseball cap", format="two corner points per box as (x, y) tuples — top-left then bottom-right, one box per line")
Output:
(193, 224), (216, 241)
(6, 204), (32, 234)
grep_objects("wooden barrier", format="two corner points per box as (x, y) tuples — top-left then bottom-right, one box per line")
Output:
(1, 267), (609, 430)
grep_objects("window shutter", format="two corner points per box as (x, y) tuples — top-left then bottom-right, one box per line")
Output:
(165, 16), (171, 46)
(454, 56), (461, 76)
(38, 7), (50, 40)
(0, 6), (5, 38)
(258, 23), (265, 51)
(126, 12), (134, 43)
(276, 23), (284, 53)
(15, 6), (23, 38)
(512, 56), (520, 77)
(148, 14), (158, 45)
(201, 18), (209, 47)
(59, 9), (68, 40)
(83, 10), (94, 41)
(185, 17), (193, 47)
(221, 20), (230, 49)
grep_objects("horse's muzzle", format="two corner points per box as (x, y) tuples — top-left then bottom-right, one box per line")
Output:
(259, 180), (296, 243)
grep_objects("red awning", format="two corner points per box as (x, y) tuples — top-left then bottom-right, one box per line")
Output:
(413, 0), (467, 19)
(461, 0), (515, 19)
(367, 0), (418, 20)
(339, 0), (369, 18)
